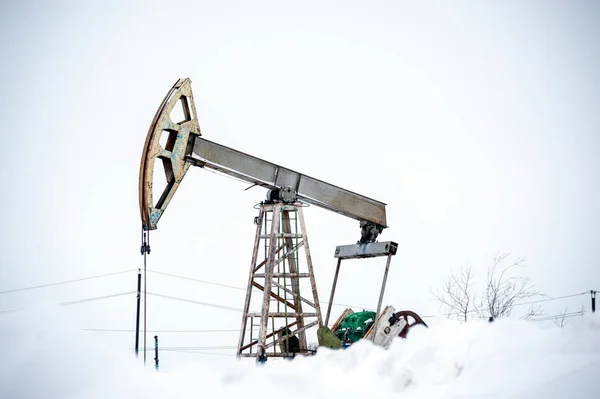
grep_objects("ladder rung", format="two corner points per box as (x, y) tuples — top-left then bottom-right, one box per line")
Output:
(254, 273), (311, 278)
(259, 233), (303, 239)
(246, 312), (319, 317)
(239, 353), (300, 358)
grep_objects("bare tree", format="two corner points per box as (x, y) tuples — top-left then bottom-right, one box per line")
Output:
(520, 304), (544, 320)
(478, 252), (543, 320)
(432, 252), (544, 322)
(431, 265), (475, 322)
(553, 308), (570, 328)
(553, 306), (586, 328)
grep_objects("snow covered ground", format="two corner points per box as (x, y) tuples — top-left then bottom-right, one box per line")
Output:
(1, 306), (599, 398)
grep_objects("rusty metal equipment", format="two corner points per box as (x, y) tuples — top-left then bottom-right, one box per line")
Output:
(317, 240), (427, 351)
(319, 307), (428, 350)
(324, 241), (398, 337)
(139, 82), (387, 236)
(139, 79), (199, 231)
(391, 310), (428, 339)
(138, 78), (427, 362)
(237, 202), (322, 360)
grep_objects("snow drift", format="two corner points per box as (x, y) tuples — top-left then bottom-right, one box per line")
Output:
(1, 306), (599, 398)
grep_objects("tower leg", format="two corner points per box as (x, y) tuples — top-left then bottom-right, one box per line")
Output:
(298, 206), (323, 327)
(281, 209), (306, 351)
(237, 202), (322, 361)
(256, 205), (281, 362)
(236, 208), (264, 358)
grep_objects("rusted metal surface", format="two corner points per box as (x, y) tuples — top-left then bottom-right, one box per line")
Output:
(141, 78), (389, 236)
(393, 310), (428, 338)
(253, 273), (311, 278)
(256, 204), (281, 360)
(363, 307), (427, 341)
(247, 312), (319, 317)
(240, 352), (303, 358)
(236, 202), (322, 362)
(240, 321), (299, 352)
(281, 210), (307, 351)
(236, 208), (264, 358)
(252, 243), (285, 273)
(264, 320), (319, 349)
(297, 206), (323, 327)
(259, 233), (304, 238)
(249, 316), (253, 354)
(252, 241), (305, 274)
(140, 78), (397, 360)
(271, 281), (315, 308)
(251, 281), (297, 311)
(139, 78), (200, 230)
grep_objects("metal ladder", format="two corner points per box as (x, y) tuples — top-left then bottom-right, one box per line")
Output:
(236, 202), (323, 362)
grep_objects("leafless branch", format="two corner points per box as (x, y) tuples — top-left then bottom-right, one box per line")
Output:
(553, 308), (570, 328)
(433, 252), (544, 322)
(478, 252), (542, 320)
(431, 264), (475, 322)
(521, 304), (544, 320)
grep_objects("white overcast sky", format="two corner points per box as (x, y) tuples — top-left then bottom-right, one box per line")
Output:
(1, 0), (599, 366)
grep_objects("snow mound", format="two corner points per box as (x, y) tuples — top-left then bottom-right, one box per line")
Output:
(1, 307), (599, 398)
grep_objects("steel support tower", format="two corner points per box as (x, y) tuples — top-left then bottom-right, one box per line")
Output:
(236, 202), (323, 361)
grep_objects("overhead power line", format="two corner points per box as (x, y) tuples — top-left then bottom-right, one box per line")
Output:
(0, 291), (136, 314)
(82, 326), (292, 333)
(140, 346), (236, 350)
(147, 269), (246, 291)
(0, 269), (137, 294)
(60, 291), (136, 306)
(322, 300), (375, 311)
(511, 293), (588, 308)
(145, 289), (369, 314)
(144, 272), (589, 318)
(146, 292), (243, 312)
(438, 291), (589, 317)
(82, 328), (240, 333)
(164, 350), (235, 357)
(529, 311), (587, 323)
(147, 269), (374, 310)
(0, 308), (25, 314)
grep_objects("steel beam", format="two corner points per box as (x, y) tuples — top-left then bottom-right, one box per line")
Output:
(334, 241), (398, 260)
(190, 137), (387, 228)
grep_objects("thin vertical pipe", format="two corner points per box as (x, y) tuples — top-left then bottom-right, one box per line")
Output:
(325, 258), (342, 327)
(372, 253), (392, 341)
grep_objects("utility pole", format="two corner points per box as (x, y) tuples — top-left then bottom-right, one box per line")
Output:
(140, 229), (151, 364)
(154, 335), (159, 370)
(135, 269), (142, 357)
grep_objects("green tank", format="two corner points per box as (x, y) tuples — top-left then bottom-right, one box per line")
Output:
(335, 311), (376, 343)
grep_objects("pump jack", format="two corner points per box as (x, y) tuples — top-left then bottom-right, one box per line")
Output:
(139, 78), (427, 362)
